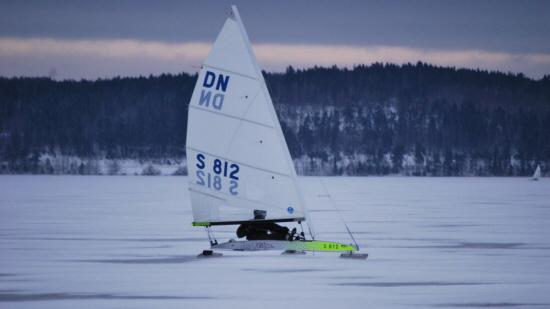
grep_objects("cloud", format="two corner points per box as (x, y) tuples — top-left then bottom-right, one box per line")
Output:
(1, 37), (549, 79)
(254, 44), (550, 77)
(0, 37), (210, 61)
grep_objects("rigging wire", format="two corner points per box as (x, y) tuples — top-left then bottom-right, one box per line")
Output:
(319, 178), (360, 250)
(205, 226), (218, 246)
(303, 212), (316, 240)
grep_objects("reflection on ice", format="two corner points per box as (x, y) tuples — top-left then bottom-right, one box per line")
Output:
(0, 292), (211, 302)
(334, 281), (490, 287)
(77, 255), (202, 264)
(9, 237), (205, 242)
(242, 268), (327, 273)
(434, 302), (550, 308)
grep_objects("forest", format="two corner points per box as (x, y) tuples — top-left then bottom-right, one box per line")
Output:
(1, 62), (549, 175)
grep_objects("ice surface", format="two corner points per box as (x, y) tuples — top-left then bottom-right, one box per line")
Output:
(1, 176), (549, 308)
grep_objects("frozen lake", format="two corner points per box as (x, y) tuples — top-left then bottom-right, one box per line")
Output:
(1, 176), (549, 308)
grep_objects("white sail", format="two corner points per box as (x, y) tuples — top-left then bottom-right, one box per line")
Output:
(186, 6), (306, 225)
(533, 165), (541, 180)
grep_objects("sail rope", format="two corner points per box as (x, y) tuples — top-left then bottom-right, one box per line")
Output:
(319, 178), (360, 250)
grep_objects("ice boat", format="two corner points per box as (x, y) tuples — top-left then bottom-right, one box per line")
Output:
(185, 6), (366, 259)
(532, 165), (541, 181)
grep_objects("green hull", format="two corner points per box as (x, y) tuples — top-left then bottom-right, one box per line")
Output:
(287, 240), (356, 252)
(212, 239), (357, 252)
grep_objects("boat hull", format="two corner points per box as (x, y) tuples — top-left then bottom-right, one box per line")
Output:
(212, 239), (357, 252)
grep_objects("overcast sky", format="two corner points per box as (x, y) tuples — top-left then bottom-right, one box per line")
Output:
(1, 0), (549, 80)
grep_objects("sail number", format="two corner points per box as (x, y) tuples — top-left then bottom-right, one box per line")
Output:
(198, 71), (230, 111)
(196, 153), (239, 195)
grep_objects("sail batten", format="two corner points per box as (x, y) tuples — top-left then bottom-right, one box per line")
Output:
(186, 6), (306, 224)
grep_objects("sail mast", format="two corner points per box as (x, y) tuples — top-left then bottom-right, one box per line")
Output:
(228, 6), (316, 237)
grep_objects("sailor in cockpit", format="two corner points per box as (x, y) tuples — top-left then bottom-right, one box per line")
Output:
(236, 209), (296, 241)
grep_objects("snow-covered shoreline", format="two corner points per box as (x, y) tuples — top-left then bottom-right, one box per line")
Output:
(1, 153), (543, 177)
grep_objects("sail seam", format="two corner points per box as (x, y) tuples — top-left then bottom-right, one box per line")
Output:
(203, 64), (257, 80)
(189, 105), (274, 129)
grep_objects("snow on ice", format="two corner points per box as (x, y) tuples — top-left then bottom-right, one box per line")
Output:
(0, 176), (549, 308)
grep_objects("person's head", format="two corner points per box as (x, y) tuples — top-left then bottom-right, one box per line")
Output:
(253, 209), (266, 220)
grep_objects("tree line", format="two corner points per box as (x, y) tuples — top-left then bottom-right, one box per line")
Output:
(1, 62), (549, 175)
